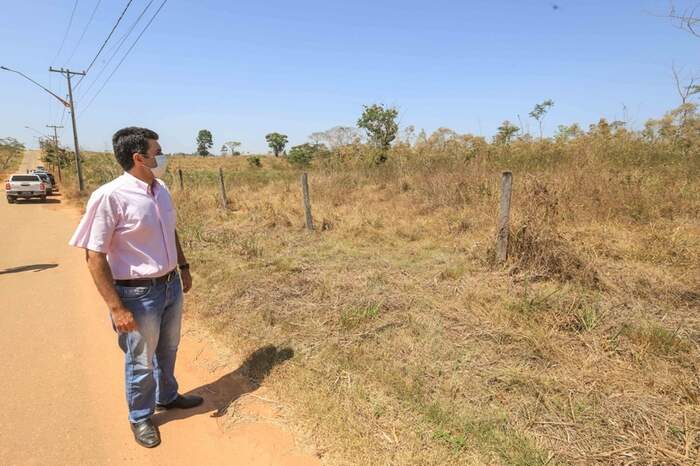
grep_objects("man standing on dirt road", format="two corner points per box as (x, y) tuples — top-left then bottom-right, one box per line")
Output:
(69, 127), (203, 448)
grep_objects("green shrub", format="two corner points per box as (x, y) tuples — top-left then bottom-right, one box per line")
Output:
(286, 143), (326, 168)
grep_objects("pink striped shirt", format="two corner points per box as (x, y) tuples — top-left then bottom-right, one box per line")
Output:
(69, 172), (178, 280)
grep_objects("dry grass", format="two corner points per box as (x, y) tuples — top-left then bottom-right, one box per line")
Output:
(61, 129), (700, 465)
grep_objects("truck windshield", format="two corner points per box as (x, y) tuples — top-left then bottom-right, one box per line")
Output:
(11, 175), (41, 182)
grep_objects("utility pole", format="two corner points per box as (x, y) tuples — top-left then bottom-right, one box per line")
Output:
(46, 125), (63, 146)
(49, 67), (85, 192)
(46, 125), (64, 183)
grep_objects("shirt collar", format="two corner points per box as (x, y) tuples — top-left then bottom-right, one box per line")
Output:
(123, 171), (158, 194)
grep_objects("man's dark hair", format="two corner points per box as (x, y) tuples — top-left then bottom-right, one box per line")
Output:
(112, 127), (159, 171)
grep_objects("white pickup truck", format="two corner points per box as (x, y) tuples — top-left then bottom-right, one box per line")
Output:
(5, 174), (47, 203)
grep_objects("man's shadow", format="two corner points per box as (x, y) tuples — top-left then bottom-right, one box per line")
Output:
(153, 344), (294, 426)
(0, 264), (58, 275)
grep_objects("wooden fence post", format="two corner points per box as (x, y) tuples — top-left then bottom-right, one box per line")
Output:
(178, 168), (184, 190)
(496, 171), (513, 264)
(218, 167), (228, 209)
(301, 172), (314, 231)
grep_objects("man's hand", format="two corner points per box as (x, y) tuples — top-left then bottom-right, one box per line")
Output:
(181, 268), (192, 293)
(111, 306), (138, 333)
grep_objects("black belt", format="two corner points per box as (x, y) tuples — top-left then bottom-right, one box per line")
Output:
(114, 269), (178, 287)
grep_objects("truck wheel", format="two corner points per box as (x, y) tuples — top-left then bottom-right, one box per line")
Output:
(7, 196), (15, 204)
(40, 195), (47, 203)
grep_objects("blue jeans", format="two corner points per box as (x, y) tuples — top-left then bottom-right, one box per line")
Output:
(112, 274), (183, 423)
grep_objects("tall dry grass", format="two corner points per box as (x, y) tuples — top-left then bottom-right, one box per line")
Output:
(61, 110), (700, 465)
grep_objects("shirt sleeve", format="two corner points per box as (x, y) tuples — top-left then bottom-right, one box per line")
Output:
(68, 189), (120, 253)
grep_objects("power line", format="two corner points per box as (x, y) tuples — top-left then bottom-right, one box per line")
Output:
(75, 0), (134, 88)
(77, 0), (155, 102)
(66, 0), (103, 65)
(50, 0), (79, 126)
(80, 0), (168, 115)
(50, 0), (80, 65)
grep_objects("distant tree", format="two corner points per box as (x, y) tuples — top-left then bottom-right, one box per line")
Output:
(668, 2), (700, 37)
(220, 144), (228, 156)
(196, 129), (213, 156)
(494, 121), (520, 145)
(265, 133), (288, 157)
(357, 104), (399, 162)
(416, 129), (428, 145)
(529, 99), (554, 139)
(224, 141), (242, 156)
(309, 126), (361, 150)
(0, 137), (25, 170)
(555, 123), (583, 142)
(399, 125), (416, 145)
(672, 64), (700, 105)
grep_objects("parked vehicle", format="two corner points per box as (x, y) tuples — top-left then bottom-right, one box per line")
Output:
(46, 172), (57, 189)
(35, 173), (54, 195)
(5, 174), (47, 203)
(30, 169), (57, 193)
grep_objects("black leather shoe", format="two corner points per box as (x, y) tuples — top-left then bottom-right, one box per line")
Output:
(130, 419), (161, 448)
(156, 394), (204, 410)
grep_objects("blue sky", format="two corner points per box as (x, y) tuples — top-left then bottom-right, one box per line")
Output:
(0, 0), (698, 154)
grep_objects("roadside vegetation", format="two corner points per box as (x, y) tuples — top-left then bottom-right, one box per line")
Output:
(57, 102), (700, 465)
(0, 137), (25, 177)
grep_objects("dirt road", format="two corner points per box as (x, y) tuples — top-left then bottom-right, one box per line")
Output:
(0, 152), (322, 466)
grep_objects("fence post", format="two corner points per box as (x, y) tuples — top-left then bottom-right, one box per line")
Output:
(496, 171), (513, 264)
(218, 167), (228, 209)
(301, 172), (314, 231)
(178, 168), (184, 190)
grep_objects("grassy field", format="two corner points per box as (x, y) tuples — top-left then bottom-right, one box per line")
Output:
(59, 113), (699, 465)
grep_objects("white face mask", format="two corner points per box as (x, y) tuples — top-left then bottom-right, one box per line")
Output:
(150, 154), (169, 178)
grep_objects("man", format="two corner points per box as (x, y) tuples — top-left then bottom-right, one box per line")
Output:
(69, 127), (203, 448)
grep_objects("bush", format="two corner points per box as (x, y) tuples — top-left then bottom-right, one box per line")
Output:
(247, 156), (262, 168)
(286, 143), (326, 168)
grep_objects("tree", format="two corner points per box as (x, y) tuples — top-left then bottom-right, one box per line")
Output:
(494, 121), (520, 145)
(224, 141), (242, 156)
(309, 126), (361, 150)
(220, 144), (228, 156)
(672, 64), (700, 107)
(0, 137), (24, 170)
(529, 99), (554, 139)
(357, 104), (399, 162)
(555, 123), (583, 142)
(265, 133), (288, 157)
(668, 2), (700, 37)
(196, 129), (213, 156)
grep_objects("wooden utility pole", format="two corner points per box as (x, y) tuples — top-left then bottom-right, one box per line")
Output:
(46, 125), (63, 181)
(46, 125), (62, 146)
(49, 67), (85, 192)
(46, 125), (64, 182)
